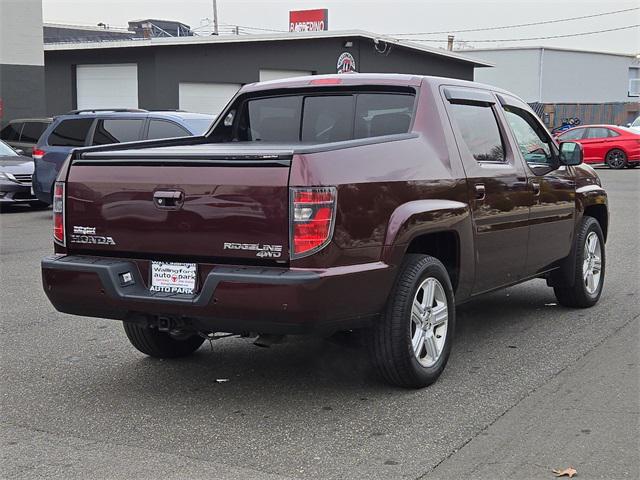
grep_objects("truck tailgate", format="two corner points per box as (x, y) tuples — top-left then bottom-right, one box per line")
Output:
(65, 145), (292, 262)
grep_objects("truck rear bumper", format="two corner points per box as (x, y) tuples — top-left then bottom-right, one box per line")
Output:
(42, 255), (395, 334)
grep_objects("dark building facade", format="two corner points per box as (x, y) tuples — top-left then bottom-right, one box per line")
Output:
(1, 0), (46, 127)
(44, 31), (487, 116)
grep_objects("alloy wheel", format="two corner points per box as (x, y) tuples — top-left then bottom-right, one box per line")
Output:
(410, 277), (449, 367)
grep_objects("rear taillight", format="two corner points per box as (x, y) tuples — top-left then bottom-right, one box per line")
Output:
(290, 187), (337, 259)
(53, 182), (65, 245)
(32, 147), (45, 160)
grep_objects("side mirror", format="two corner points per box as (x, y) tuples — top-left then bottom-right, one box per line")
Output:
(559, 141), (583, 166)
(14, 148), (26, 156)
(626, 123), (632, 127)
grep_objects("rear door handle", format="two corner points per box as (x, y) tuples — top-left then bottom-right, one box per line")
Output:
(531, 181), (541, 196)
(474, 183), (486, 200)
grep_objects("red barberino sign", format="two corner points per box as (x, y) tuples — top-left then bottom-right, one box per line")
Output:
(289, 9), (328, 32)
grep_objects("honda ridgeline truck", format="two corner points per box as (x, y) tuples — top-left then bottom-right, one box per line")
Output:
(42, 75), (608, 388)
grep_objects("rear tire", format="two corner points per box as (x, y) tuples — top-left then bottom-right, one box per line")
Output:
(367, 254), (455, 388)
(123, 322), (205, 358)
(605, 149), (627, 169)
(554, 216), (605, 308)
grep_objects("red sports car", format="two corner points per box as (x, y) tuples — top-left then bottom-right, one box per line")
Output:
(556, 125), (640, 169)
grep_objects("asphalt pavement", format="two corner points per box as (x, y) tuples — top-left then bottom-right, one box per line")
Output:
(1, 168), (638, 480)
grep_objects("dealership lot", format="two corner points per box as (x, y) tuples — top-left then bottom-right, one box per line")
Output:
(0, 169), (638, 479)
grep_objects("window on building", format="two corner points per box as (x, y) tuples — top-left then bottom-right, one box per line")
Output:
(449, 103), (505, 163)
(92, 119), (144, 145)
(629, 67), (640, 97)
(48, 119), (94, 147)
(147, 120), (190, 140)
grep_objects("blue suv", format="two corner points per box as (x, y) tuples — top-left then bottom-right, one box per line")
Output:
(32, 109), (215, 204)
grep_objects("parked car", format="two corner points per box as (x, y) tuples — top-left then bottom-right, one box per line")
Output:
(0, 118), (52, 152)
(41, 74), (608, 388)
(32, 109), (216, 204)
(626, 116), (640, 133)
(556, 124), (640, 169)
(0, 140), (43, 208)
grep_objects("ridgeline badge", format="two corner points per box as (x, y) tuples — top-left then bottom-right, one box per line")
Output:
(337, 52), (356, 74)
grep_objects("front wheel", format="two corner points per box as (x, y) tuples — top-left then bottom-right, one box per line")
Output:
(554, 216), (605, 308)
(123, 322), (205, 358)
(605, 149), (627, 169)
(367, 254), (455, 388)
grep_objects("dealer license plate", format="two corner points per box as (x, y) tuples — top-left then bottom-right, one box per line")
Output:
(150, 262), (197, 294)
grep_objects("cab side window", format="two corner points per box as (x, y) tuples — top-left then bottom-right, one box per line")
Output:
(503, 106), (555, 166)
(448, 103), (505, 163)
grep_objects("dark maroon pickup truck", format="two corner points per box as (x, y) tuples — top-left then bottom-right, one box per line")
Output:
(42, 74), (608, 388)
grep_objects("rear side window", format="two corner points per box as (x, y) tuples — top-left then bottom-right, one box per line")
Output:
(92, 119), (144, 145)
(147, 119), (190, 140)
(48, 118), (94, 147)
(229, 91), (415, 143)
(584, 127), (610, 139)
(449, 104), (504, 162)
(1, 123), (22, 141)
(559, 128), (584, 140)
(20, 122), (49, 143)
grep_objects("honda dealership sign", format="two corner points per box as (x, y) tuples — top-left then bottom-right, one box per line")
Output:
(289, 9), (329, 32)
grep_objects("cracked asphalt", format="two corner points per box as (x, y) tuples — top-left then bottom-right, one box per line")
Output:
(1, 168), (638, 480)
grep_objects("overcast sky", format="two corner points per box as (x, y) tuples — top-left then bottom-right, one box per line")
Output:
(42, 0), (639, 54)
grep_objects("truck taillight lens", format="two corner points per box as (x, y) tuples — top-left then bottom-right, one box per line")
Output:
(53, 182), (65, 245)
(32, 147), (45, 160)
(290, 187), (337, 259)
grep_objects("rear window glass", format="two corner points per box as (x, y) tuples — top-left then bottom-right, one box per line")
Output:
(246, 96), (302, 142)
(229, 91), (415, 143)
(301, 95), (354, 142)
(20, 122), (48, 143)
(147, 120), (190, 140)
(49, 118), (93, 147)
(1, 123), (22, 141)
(92, 119), (144, 145)
(354, 94), (414, 139)
(181, 118), (214, 135)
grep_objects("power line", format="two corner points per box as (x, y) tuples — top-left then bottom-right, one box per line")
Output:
(392, 7), (640, 36)
(220, 22), (287, 33)
(404, 24), (640, 43)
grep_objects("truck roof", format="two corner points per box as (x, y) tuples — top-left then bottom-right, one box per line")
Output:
(240, 73), (519, 98)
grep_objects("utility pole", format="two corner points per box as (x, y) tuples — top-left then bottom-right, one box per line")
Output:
(212, 0), (219, 35)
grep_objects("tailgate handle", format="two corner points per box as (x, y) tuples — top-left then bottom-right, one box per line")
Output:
(153, 190), (184, 209)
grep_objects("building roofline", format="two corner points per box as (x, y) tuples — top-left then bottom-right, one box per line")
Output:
(456, 45), (637, 58)
(43, 29), (492, 67)
(44, 22), (131, 33)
